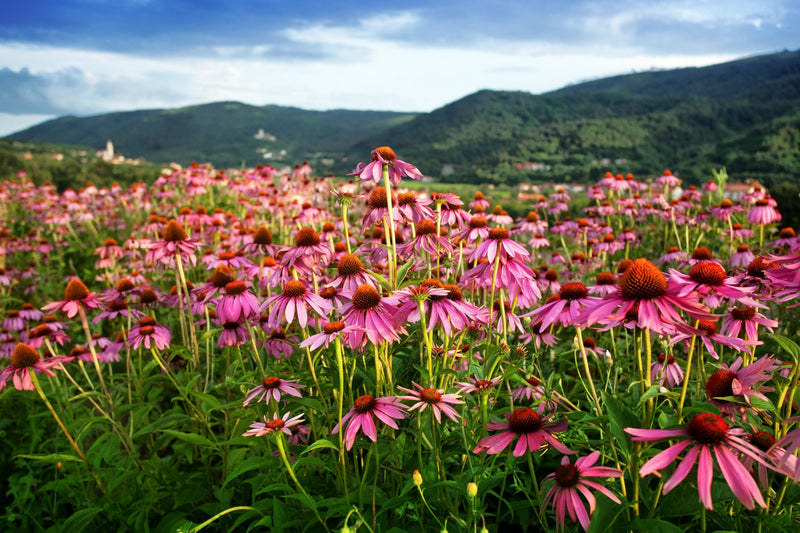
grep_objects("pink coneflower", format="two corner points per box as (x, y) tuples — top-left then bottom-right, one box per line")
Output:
(361, 187), (401, 232)
(217, 320), (250, 347)
(216, 280), (260, 323)
(19, 303), (43, 322)
(25, 324), (70, 349)
(350, 146), (422, 186)
(511, 375), (546, 402)
(300, 320), (362, 351)
(720, 305), (777, 343)
(396, 190), (434, 224)
(650, 354), (685, 387)
(580, 258), (712, 335)
(705, 355), (778, 416)
(203, 250), (253, 271)
(280, 227), (333, 270)
(524, 282), (598, 330)
(542, 451), (623, 532)
(470, 227), (530, 263)
(339, 285), (401, 348)
(730, 244), (756, 268)
(243, 376), (305, 406)
(747, 198), (781, 225)
(396, 220), (453, 258)
(397, 382), (463, 423)
(457, 376), (502, 394)
(333, 394), (406, 450)
(262, 279), (332, 329)
(768, 227), (799, 251)
(240, 225), (278, 256)
(658, 246), (688, 265)
(243, 412), (305, 438)
(326, 254), (377, 293)
(127, 317), (172, 350)
(669, 320), (756, 360)
(145, 219), (199, 267)
(626, 413), (772, 510)
(93, 296), (145, 323)
(710, 198), (740, 221)
(670, 261), (759, 308)
(431, 192), (471, 227)
(0, 343), (63, 392)
(260, 327), (295, 359)
(587, 271), (617, 297)
(42, 278), (103, 319)
(523, 321), (559, 349)
(473, 405), (573, 456)
(2, 310), (25, 332)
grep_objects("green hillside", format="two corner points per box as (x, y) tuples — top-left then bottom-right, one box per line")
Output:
(353, 50), (800, 185)
(8, 102), (417, 169)
(6, 49), (800, 189)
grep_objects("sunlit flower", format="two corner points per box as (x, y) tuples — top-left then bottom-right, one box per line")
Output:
(542, 451), (623, 532)
(473, 404), (573, 456)
(243, 376), (304, 406)
(333, 394), (407, 450)
(397, 382), (463, 423)
(243, 411), (305, 437)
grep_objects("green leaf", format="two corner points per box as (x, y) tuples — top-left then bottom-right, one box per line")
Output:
(630, 519), (684, 533)
(60, 507), (105, 533)
(223, 456), (268, 487)
(773, 333), (800, 362)
(162, 429), (216, 448)
(14, 453), (82, 463)
(602, 392), (639, 455)
(637, 385), (662, 406)
(302, 439), (338, 455)
(396, 258), (415, 284)
(366, 269), (392, 292)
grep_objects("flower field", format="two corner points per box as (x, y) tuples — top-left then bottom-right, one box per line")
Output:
(1, 149), (800, 532)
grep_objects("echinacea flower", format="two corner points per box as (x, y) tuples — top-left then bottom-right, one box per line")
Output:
(626, 413), (772, 510)
(42, 278), (103, 319)
(0, 343), (63, 392)
(280, 227), (333, 270)
(397, 382), (463, 423)
(243, 376), (304, 406)
(145, 219), (200, 267)
(705, 355), (778, 416)
(299, 320), (362, 351)
(243, 411), (305, 437)
(473, 405), (573, 456)
(333, 394), (406, 450)
(457, 376), (502, 394)
(127, 316), (172, 350)
(261, 279), (332, 329)
(216, 280), (260, 323)
(580, 258), (712, 335)
(350, 146), (423, 186)
(650, 354), (685, 387)
(720, 305), (778, 343)
(524, 282), (598, 330)
(542, 451), (623, 532)
(338, 285), (402, 348)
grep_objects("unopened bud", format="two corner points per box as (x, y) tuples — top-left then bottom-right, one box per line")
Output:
(340, 527), (353, 533)
(604, 350), (613, 366)
(467, 482), (478, 497)
(413, 469), (423, 486)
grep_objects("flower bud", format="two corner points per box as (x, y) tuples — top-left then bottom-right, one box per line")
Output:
(467, 482), (478, 497)
(413, 469), (423, 486)
(604, 350), (613, 366)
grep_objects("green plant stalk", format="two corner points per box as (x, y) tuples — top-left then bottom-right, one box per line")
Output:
(677, 327), (699, 422)
(274, 433), (330, 532)
(417, 300), (434, 380)
(78, 307), (114, 411)
(30, 371), (103, 489)
(189, 506), (257, 533)
(575, 328), (602, 416)
(174, 252), (201, 368)
(333, 337), (349, 500)
(485, 251), (502, 358)
(381, 163), (397, 289)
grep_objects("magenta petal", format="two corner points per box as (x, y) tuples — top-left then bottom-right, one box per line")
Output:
(697, 445), (714, 510)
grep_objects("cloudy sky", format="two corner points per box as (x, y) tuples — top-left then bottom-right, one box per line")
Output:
(1, 0), (798, 136)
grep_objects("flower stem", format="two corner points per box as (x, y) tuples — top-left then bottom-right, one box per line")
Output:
(78, 307), (113, 411)
(576, 328), (602, 416)
(274, 433), (330, 532)
(381, 163), (397, 289)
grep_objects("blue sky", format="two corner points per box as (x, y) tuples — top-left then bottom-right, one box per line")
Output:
(1, 0), (798, 135)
